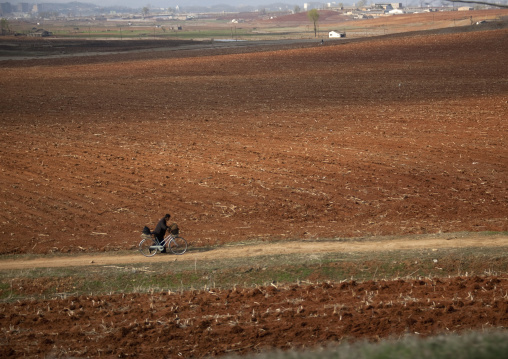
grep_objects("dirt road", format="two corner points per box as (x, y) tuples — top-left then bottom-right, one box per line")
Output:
(1, 234), (506, 270)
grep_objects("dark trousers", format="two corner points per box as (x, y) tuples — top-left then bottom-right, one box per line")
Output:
(154, 233), (165, 245)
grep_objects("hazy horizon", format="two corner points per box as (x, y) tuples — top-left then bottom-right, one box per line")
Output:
(4, 0), (361, 9)
(6, 0), (312, 8)
(3, 0), (449, 10)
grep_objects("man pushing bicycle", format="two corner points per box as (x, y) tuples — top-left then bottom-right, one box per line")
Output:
(153, 214), (171, 245)
(152, 214), (179, 253)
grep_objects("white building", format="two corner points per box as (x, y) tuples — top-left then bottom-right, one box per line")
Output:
(329, 30), (346, 38)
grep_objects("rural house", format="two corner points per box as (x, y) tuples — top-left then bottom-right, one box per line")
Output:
(28, 29), (53, 37)
(329, 31), (346, 38)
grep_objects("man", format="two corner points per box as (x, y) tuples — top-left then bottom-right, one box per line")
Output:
(153, 213), (171, 246)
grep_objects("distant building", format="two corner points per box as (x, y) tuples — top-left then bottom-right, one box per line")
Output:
(329, 30), (346, 38)
(17, 2), (31, 12)
(373, 3), (402, 10)
(28, 29), (53, 37)
(1, 2), (13, 15)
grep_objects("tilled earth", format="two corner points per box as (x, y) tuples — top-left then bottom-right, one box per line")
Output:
(0, 22), (507, 358)
(0, 28), (507, 255)
(1, 276), (507, 358)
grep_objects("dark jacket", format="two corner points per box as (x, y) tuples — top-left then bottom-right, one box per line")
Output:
(153, 217), (168, 240)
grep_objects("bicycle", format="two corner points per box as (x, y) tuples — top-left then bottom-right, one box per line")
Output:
(139, 232), (188, 257)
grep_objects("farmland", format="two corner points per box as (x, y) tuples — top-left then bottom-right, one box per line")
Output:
(0, 9), (507, 358)
(1, 273), (507, 358)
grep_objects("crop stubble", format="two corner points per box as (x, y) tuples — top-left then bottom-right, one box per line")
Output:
(0, 29), (506, 254)
(1, 276), (507, 357)
(0, 27), (507, 358)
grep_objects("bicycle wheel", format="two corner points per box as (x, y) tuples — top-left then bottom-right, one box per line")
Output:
(139, 237), (157, 257)
(169, 236), (187, 255)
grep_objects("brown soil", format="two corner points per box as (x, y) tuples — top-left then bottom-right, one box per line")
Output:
(1, 27), (507, 255)
(260, 9), (508, 33)
(1, 276), (507, 358)
(0, 15), (507, 358)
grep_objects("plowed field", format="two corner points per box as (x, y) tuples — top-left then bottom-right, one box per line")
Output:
(1, 28), (507, 255)
(0, 21), (507, 358)
(1, 275), (508, 358)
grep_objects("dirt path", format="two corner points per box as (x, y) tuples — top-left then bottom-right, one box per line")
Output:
(1, 234), (506, 270)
